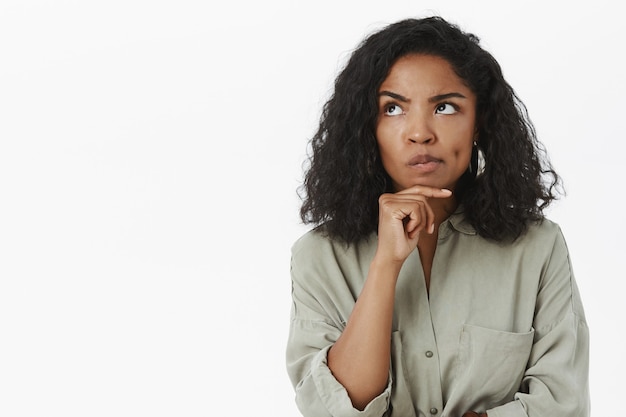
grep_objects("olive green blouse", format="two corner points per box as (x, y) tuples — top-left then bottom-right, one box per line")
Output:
(286, 212), (589, 417)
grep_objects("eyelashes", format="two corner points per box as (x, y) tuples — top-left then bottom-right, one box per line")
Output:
(435, 103), (459, 114)
(383, 103), (404, 116)
(381, 101), (459, 116)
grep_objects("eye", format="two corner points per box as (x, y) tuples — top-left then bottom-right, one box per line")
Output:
(435, 103), (457, 115)
(384, 103), (404, 116)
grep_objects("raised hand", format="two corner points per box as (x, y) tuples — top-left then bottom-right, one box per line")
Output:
(375, 185), (452, 266)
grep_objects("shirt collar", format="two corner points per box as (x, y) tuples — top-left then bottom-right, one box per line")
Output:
(445, 206), (477, 236)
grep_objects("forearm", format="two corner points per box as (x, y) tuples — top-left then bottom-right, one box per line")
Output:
(327, 259), (401, 410)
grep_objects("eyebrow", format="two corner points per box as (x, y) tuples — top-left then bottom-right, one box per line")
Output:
(378, 90), (467, 103)
(428, 92), (467, 102)
(378, 90), (410, 102)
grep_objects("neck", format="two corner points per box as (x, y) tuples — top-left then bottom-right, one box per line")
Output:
(416, 194), (456, 294)
(430, 193), (458, 229)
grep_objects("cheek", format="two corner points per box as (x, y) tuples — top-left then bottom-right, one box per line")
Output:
(452, 122), (476, 159)
(376, 144), (395, 173)
(375, 125), (396, 161)
(456, 140), (474, 159)
(450, 134), (475, 173)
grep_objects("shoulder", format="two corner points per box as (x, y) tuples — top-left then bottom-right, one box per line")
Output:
(291, 227), (333, 257)
(520, 217), (565, 248)
(494, 217), (570, 268)
(516, 218), (576, 271)
(451, 215), (572, 284)
(291, 227), (376, 261)
(528, 216), (562, 236)
(290, 228), (377, 288)
(450, 208), (566, 250)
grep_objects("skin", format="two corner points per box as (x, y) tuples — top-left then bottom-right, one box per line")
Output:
(375, 54), (477, 194)
(375, 53), (478, 287)
(328, 54), (485, 416)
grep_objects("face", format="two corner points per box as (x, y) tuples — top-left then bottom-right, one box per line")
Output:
(375, 54), (477, 192)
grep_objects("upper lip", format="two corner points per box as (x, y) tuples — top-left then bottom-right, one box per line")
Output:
(408, 154), (442, 165)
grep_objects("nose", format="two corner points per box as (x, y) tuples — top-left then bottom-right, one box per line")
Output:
(407, 111), (434, 144)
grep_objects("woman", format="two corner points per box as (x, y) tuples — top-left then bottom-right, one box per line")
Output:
(287, 16), (589, 417)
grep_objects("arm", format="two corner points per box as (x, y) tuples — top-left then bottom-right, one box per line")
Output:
(286, 243), (395, 417)
(328, 186), (452, 410)
(327, 256), (402, 410)
(286, 186), (451, 416)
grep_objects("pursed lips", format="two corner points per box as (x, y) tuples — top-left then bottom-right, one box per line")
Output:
(407, 154), (442, 173)
(408, 154), (442, 165)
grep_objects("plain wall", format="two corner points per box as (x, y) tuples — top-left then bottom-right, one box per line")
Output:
(1, 1), (623, 415)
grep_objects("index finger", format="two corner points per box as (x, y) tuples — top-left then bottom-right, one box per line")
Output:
(395, 185), (453, 198)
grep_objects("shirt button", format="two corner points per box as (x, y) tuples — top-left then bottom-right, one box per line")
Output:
(430, 408), (438, 415)
(425, 350), (434, 358)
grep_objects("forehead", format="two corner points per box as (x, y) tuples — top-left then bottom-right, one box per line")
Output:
(379, 54), (472, 96)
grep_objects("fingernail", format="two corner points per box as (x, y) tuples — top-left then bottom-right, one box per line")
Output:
(429, 223), (435, 234)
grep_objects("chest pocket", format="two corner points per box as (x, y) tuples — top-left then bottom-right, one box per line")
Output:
(449, 324), (535, 413)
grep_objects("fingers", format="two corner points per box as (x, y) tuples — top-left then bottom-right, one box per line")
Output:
(376, 185), (453, 264)
(395, 185), (452, 199)
(378, 193), (433, 237)
(461, 412), (487, 417)
(377, 186), (452, 262)
(386, 185), (452, 235)
(403, 197), (434, 237)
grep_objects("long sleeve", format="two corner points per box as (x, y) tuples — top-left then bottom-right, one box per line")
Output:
(286, 316), (393, 417)
(286, 234), (393, 417)
(486, 227), (590, 417)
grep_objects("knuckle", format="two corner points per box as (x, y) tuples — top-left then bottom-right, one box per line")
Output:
(378, 193), (391, 204)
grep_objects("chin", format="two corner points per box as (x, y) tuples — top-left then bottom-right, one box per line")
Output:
(407, 177), (447, 190)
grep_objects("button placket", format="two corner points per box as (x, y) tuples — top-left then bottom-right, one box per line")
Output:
(394, 250), (444, 417)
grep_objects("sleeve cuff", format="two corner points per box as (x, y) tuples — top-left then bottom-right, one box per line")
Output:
(310, 345), (392, 417)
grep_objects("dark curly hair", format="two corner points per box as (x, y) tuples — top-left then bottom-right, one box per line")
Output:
(299, 16), (562, 244)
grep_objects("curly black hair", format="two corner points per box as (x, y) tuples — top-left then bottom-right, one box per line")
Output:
(299, 16), (562, 244)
